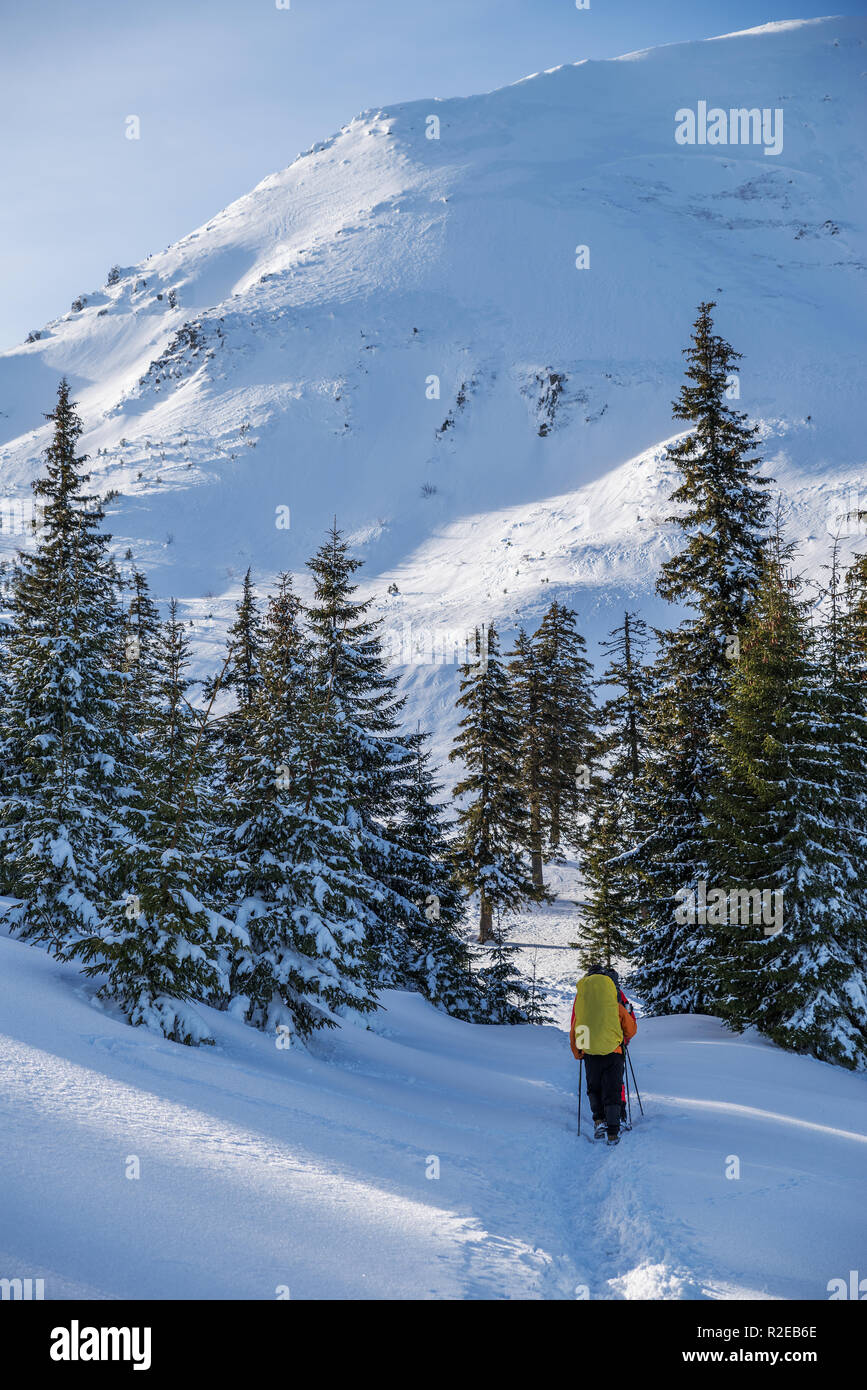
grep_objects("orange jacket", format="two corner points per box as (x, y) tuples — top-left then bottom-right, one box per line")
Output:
(570, 985), (637, 1060)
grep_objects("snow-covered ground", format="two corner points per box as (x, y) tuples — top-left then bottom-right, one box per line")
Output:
(2, 906), (864, 1301)
(1, 16), (866, 1304)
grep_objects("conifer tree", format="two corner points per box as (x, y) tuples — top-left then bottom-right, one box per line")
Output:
(843, 530), (867, 687)
(530, 602), (596, 859)
(657, 302), (770, 634)
(821, 535), (867, 933)
(387, 729), (482, 1018)
(577, 782), (634, 970)
(206, 568), (266, 922)
(229, 574), (379, 1040)
(304, 522), (415, 985)
(123, 568), (163, 721)
(631, 303), (772, 1014)
(508, 629), (546, 888)
(579, 613), (651, 973)
(709, 540), (867, 1067)
(0, 381), (128, 950)
(626, 664), (721, 1014)
(840, 536), (867, 937)
(211, 567), (264, 805)
(523, 951), (550, 1025)
(0, 570), (13, 895)
(224, 567), (264, 715)
(475, 914), (535, 1024)
(102, 564), (164, 907)
(450, 623), (541, 942)
(595, 612), (651, 794)
(70, 600), (243, 1045)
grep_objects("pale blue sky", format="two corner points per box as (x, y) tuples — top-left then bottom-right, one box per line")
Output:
(1, 1), (861, 348)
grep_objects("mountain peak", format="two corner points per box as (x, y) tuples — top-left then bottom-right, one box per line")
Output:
(1, 15), (864, 767)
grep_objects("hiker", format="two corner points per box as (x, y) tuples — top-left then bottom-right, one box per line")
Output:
(570, 965), (637, 1145)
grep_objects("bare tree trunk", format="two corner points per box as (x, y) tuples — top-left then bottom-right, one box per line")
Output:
(478, 894), (495, 944)
(530, 794), (544, 890)
(550, 791), (561, 855)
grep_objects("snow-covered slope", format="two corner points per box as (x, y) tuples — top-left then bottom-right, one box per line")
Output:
(1, 16), (865, 760)
(1, 914), (865, 1300)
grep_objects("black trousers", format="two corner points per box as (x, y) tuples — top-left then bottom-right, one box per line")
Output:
(584, 1052), (625, 1133)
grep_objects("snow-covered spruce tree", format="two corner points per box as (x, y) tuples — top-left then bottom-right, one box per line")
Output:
(100, 563), (164, 908)
(843, 529), (867, 757)
(594, 612), (652, 802)
(523, 951), (550, 1025)
(70, 599), (244, 1045)
(0, 566), (13, 895)
(630, 302), (772, 1015)
(228, 567), (265, 713)
(209, 566), (264, 802)
(708, 539), (867, 1067)
(625, 662), (721, 1014)
(820, 539), (867, 1038)
(304, 522), (416, 988)
(449, 623), (543, 944)
(227, 573), (378, 1041)
(0, 380), (129, 951)
(840, 539), (867, 951)
(476, 912), (536, 1025)
(508, 629), (546, 888)
(577, 781), (634, 971)
(204, 567), (266, 932)
(843, 527), (867, 697)
(790, 542), (867, 1066)
(529, 601), (596, 860)
(385, 727), (482, 1018)
(579, 612), (652, 973)
(123, 567), (163, 718)
(706, 537), (806, 1012)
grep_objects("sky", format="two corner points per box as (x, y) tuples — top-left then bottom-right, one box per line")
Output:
(1, 0), (864, 349)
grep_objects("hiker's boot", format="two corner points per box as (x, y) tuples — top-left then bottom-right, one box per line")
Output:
(593, 1119), (607, 1140)
(606, 1127), (621, 1146)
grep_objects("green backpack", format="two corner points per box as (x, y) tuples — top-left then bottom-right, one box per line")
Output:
(573, 973), (622, 1054)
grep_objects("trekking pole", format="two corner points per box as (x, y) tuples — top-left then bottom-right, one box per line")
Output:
(624, 1044), (644, 1116)
(622, 1046), (632, 1129)
(578, 1059), (584, 1135)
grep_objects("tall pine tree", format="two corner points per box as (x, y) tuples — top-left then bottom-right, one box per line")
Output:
(579, 612), (651, 970)
(70, 599), (243, 1045)
(631, 303), (772, 1014)
(708, 539), (867, 1067)
(228, 573), (379, 1041)
(386, 728), (482, 1018)
(531, 602), (596, 861)
(0, 381), (128, 951)
(450, 623), (541, 943)
(304, 522), (416, 986)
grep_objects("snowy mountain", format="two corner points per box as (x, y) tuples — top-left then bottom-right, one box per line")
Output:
(2, 18), (867, 1309)
(1, 15), (865, 761)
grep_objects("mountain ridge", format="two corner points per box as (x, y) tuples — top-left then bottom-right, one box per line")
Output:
(1, 14), (864, 764)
